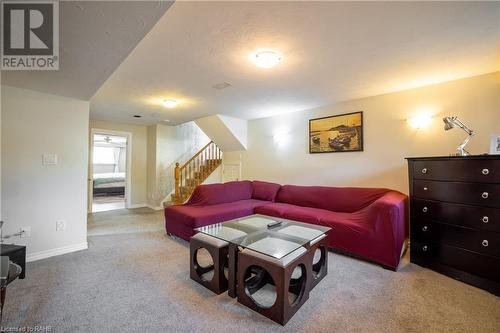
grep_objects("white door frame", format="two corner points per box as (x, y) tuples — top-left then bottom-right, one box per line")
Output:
(89, 128), (132, 212)
(222, 163), (242, 182)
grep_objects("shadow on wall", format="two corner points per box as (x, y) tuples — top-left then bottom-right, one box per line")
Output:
(155, 146), (206, 205)
(247, 165), (408, 194)
(338, 165), (409, 193)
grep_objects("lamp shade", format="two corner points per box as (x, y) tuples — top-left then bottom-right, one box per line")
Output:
(443, 116), (456, 131)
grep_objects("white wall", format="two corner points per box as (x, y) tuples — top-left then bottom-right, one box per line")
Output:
(146, 125), (158, 207)
(147, 121), (210, 207)
(1, 86), (89, 260)
(90, 120), (148, 207)
(195, 114), (247, 151)
(241, 72), (500, 194)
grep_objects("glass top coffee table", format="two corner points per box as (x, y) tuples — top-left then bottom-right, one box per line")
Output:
(195, 214), (331, 297)
(196, 214), (330, 259)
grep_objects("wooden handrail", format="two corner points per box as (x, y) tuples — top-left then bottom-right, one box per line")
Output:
(178, 141), (213, 172)
(173, 141), (222, 203)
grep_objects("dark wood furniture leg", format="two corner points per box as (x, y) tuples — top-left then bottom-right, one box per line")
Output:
(0, 245), (26, 279)
(308, 235), (329, 290)
(0, 287), (5, 322)
(237, 250), (311, 325)
(228, 243), (238, 298)
(189, 236), (228, 295)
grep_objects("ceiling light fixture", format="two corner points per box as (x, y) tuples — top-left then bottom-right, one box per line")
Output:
(163, 99), (179, 108)
(252, 51), (282, 68)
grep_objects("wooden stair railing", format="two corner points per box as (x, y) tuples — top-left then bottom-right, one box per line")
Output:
(172, 141), (222, 204)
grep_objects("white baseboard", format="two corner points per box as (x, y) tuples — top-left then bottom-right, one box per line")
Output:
(146, 204), (163, 211)
(128, 203), (147, 209)
(27, 242), (88, 262)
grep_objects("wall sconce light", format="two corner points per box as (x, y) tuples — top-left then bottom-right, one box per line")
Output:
(273, 128), (290, 145)
(407, 112), (433, 129)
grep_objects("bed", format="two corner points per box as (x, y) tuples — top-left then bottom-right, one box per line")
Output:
(93, 172), (125, 196)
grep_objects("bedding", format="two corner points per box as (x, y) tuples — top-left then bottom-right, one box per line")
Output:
(93, 172), (125, 187)
(93, 172), (125, 195)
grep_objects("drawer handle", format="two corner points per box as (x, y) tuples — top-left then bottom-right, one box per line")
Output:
(482, 216), (489, 223)
(422, 207), (428, 213)
(421, 168), (427, 174)
(482, 192), (489, 199)
(482, 168), (489, 175)
(422, 226), (428, 231)
(422, 245), (428, 252)
(482, 240), (489, 247)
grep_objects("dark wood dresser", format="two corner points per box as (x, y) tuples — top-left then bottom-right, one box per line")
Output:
(406, 155), (499, 295)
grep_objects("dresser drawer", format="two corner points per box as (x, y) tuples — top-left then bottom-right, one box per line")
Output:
(413, 159), (500, 183)
(411, 241), (500, 282)
(411, 221), (500, 257)
(413, 180), (500, 208)
(411, 199), (500, 233)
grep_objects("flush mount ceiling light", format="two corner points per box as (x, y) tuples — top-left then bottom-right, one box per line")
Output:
(162, 99), (179, 108)
(252, 51), (282, 68)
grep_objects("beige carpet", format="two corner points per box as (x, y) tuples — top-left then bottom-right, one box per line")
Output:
(87, 207), (164, 236)
(2, 209), (499, 332)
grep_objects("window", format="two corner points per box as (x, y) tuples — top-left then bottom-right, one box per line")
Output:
(93, 146), (115, 164)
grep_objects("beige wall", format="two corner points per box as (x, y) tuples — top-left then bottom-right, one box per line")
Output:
(2, 86), (89, 260)
(147, 122), (210, 207)
(146, 125), (158, 207)
(241, 72), (500, 194)
(90, 120), (148, 206)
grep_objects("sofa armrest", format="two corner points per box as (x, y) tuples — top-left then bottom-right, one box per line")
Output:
(365, 191), (409, 266)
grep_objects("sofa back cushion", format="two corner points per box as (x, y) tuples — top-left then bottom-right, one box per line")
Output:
(275, 185), (390, 213)
(187, 183), (227, 205)
(252, 181), (281, 201)
(224, 180), (253, 202)
(187, 181), (253, 205)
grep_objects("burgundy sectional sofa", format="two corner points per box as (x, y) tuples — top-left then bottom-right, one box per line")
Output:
(164, 180), (408, 270)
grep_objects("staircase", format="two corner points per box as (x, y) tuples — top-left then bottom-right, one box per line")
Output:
(172, 141), (222, 204)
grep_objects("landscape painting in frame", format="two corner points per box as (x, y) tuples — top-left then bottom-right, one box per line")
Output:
(309, 111), (363, 153)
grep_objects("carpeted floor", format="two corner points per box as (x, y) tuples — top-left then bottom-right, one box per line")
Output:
(2, 209), (499, 332)
(87, 207), (165, 236)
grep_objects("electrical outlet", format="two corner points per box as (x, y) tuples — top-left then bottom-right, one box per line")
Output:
(56, 220), (66, 231)
(20, 226), (31, 238)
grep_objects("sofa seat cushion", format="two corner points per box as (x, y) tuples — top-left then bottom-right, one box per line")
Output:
(255, 203), (332, 224)
(165, 199), (269, 228)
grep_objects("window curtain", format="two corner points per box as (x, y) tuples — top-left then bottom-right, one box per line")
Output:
(113, 147), (121, 173)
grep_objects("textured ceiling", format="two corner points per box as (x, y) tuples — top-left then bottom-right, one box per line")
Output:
(2, 1), (173, 100)
(91, 1), (500, 125)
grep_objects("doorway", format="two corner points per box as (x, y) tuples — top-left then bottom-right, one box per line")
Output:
(89, 130), (131, 213)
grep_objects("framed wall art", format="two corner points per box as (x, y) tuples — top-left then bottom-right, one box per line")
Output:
(309, 111), (363, 153)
